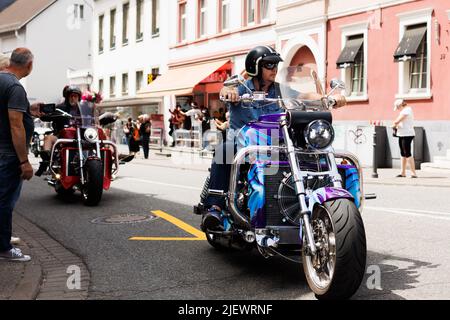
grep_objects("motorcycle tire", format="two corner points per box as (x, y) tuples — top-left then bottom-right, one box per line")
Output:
(302, 199), (366, 300)
(199, 175), (210, 204)
(82, 159), (104, 206)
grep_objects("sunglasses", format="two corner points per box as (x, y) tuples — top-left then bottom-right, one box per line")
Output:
(262, 63), (278, 70)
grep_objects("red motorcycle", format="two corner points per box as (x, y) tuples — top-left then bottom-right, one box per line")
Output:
(47, 100), (119, 206)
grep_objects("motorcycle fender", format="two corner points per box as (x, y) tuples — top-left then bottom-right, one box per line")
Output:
(307, 187), (354, 212)
(60, 147), (80, 189)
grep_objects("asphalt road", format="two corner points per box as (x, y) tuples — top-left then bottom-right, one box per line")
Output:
(13, 158), (450, 300)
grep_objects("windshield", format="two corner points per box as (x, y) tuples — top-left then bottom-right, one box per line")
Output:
(274, 65), (331, 111)
(78, 100), (99, 128)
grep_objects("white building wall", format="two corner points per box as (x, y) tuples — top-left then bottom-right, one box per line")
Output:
(25, 0), (92, 103)
(92, 0), (169, 101)
(167, 0), (278, 73)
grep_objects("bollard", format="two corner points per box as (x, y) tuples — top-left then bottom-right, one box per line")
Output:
(372, 130), (378, 178)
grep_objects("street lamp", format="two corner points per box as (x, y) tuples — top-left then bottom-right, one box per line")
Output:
(86, 72), (93, 91)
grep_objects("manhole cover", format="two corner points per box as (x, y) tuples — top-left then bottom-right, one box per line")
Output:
(91, 214), (158, 225)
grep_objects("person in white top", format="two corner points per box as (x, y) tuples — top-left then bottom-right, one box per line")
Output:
(393, 98), (417, 178)
(181, 102), (203, 148)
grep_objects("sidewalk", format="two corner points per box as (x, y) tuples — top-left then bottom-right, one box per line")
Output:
(0, 213), (90, 300)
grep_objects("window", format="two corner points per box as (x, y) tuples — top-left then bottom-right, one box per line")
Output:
(152, 0), (160, 36)
(350, 41), (364, 95)
(122, 73), (128, 95)
(98, 79), (104, 94)
(122, 3), (129, 45)
(395, 8), (432, 99)
(136, 0), (143, 40)
(220, 0), (230, 32)
(246, 0), (256, 25)
(151, 67), (159, 81)
(110, 76), (116, 97)
(409, 33), (427, 90)
(198, 0), (207, 37)
(73, 4), (84, 19)
(136, 71), (144, 92)
(337, 34), (365, 95)
(98, 15), (104, 53)
(338, 22), (368, 101)
(260, 0), (269, 21)
(110, 9), (116, 49)
(179, 2), (187, 42)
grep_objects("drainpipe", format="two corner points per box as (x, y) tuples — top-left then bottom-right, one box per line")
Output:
(323, 0), (329, 87)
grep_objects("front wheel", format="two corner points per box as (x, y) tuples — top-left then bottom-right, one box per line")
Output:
(302, 199), (366, 300)
(81, 159), (104, 206)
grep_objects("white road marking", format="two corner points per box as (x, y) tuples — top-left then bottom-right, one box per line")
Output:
(365, 206), (450, 221)
(120, 177), (202, 192)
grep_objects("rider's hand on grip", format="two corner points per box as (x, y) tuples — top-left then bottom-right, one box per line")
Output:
(219, 87), (239, 103)
(331, 94), (346, 109)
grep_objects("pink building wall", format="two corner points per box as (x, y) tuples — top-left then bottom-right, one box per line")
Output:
(327, 0), (450, 122)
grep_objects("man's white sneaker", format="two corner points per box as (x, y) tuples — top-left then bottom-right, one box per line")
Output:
(10, 237), (21, 245)
(0, 247), (31, 262)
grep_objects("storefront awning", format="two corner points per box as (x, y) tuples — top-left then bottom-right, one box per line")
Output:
(393, 24), (427, 62)
(138, 59), (230, 98)
(336, 36), (364, 69)
(98, 97), (161, 108)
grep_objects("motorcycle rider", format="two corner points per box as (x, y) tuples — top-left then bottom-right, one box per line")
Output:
(35, 85), (82, 176)
(202, 45), (347, 231)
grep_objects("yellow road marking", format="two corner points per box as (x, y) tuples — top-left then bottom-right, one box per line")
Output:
(129, 210), (206, 241)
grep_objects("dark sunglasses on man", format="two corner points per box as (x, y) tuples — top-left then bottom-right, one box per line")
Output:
(262, 62), (278, 70)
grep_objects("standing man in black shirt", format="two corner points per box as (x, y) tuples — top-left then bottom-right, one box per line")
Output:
(0, 48), (41, 262)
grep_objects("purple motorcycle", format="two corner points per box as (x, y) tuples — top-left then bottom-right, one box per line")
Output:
(195, 67), (372, 300)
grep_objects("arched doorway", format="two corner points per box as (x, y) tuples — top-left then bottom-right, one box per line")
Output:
(281, 45), (319, 94)
(279, 33), (325, 93)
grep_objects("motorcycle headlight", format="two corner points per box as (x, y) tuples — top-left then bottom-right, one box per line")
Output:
(84, 128), (98, 143)
(39, 134), (45, 140)
(304, 120), (334, 150)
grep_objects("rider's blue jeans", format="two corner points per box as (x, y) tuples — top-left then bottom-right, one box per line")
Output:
(204, 140), (236, 210)
(0, 153), (23, 252)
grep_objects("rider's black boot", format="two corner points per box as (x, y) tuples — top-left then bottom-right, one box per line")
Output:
(35, 150), (51, 177)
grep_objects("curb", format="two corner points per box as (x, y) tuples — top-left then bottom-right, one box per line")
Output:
(10, 259), (42, 300)
(364, 179), (450, 188)
(12, 213), (90, 300)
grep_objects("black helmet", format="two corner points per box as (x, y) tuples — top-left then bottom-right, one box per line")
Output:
(62, 85), (70, 98)
(245, 46), (283, 77)
(65, 85), (82, 100)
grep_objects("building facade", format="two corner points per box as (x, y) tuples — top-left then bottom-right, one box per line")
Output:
(138, 0), (278, 145)
(92, 0), (168, 122)
(0, 0), (92, 103)
(276, 0), (450, 167)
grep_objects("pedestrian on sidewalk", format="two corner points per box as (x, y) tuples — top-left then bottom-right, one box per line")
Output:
(0, 48), (42, 262)
(123, 117), (132, 152)
(0, 53), (22, 246)
(139, 114), (151, 159)
(393, 98), (417, 178)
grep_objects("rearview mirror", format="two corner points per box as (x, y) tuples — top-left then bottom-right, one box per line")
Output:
(330, 79), (346, 90)
(224, 74), (246, 87)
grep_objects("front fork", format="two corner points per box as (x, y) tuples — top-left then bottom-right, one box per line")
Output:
(76, 128), (102, 185)
(280, 118), (317, 256)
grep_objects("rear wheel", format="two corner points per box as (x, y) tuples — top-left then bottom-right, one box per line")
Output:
(302, 199), (366, 300)
(81, 159), (104, 206)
